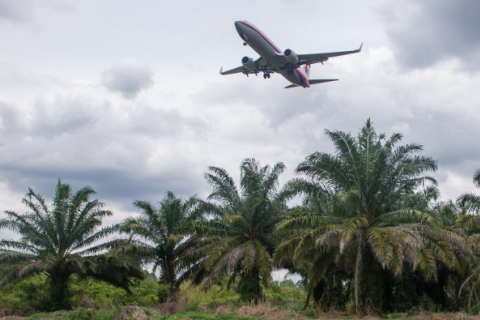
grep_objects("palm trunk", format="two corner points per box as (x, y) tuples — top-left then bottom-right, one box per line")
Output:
(240, 269), (262, 303)
(47, 271), (72, 311)
(354, 236), (363, 314)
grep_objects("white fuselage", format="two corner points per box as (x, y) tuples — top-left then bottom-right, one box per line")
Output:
(234, 21), (310, 88)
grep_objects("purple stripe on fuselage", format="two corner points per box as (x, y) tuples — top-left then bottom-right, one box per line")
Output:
(239, 21), (282, 54)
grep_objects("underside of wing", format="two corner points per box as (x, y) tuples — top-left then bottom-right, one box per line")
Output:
(297, 43), (362, 66)
(219, 66), (245, 75)
(220, 57), (277, 76)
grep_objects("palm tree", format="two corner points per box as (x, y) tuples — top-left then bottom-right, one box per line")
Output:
(456, 169), (480, 309)
(275, 179), (351, 310)
(119, 191), (204, 302)
(0, 180), (143, 310)
(276, 119), (465, 313)
(458, 169), (480, 215)
(195, 158), (287, 302)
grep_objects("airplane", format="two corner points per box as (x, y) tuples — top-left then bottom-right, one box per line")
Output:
(220, 21), (362, 89)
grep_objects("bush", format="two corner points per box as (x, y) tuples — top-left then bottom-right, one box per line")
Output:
(263, 282), (307, 309)
(178, 281), (241, 310)
(0, 274), (48, 315)
(67, 307), (93, 320)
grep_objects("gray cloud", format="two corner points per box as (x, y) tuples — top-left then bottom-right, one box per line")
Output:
(0, 0), (33, 23)
(378, 0), (480, 70)
(101, 58), (154, 99)
(2, 0), (480, 228)
(0, 86), (209, 210)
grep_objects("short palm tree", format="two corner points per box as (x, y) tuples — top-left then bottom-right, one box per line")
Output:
(0, 180), (143, 310)
(458, 169), (480, 215)
(276, 119), (465, 313)
(456, 169), (480, 308)
(120, 191), (204, 301)
(195, 158), (287, 302)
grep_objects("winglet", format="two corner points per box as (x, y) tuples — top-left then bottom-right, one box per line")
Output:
(219, 67), (223, 74)
(358, 43), (363, 52)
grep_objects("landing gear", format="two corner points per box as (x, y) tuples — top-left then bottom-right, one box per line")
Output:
(263, 72), (271, 79)
(243, 42), (247, 46)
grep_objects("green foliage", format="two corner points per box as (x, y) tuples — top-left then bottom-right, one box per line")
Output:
(195, 158), (288, 303)
(0, 273), (159, 316)
(27, 307), (122, 320)
(264, 281), (307, 310)
(71, 276), (160, 308)
(380, 313), (404, 319)
(67, 307), (93, 320)
(0, 274), (48, 315)
(4, 123), (480, 316)
(162, 311), (263, 320)
(276, 119), (470, 314)
(28, 311), (70, 319)
(468, 304), (480, 316)
(419, 294), (441, 312)
(178, 281), (241, 310)
(120, 191), (205, 294)
(0, 180), (144, 311)
(93, 307), (120, 320)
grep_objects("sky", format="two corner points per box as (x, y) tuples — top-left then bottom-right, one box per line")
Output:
(1, 0), (480, 238)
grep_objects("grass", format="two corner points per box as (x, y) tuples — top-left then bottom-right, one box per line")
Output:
(28, 311), (70, 319)
(164, 311), (264, 320)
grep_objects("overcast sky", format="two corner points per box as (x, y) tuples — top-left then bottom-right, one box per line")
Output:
(1, 0), (480, 234)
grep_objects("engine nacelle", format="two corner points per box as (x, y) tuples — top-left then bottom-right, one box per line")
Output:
(241, 56), (256, 71)
(284, 49), (298, 65)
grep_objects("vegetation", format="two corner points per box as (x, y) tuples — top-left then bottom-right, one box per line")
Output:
(2, 120), (480, 318)
(120, 191), (205, 301)
(275, 119), (470, 313)
(0, 180), (144, 310)
(193, 158), (287, 303)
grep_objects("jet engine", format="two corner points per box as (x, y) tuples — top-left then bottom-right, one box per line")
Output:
(284, 49), (299, 65)
(241, 56), (257, 71)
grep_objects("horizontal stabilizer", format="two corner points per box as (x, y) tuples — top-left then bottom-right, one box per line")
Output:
(309, 79), (338, 85)
(285, 79), (338, 89)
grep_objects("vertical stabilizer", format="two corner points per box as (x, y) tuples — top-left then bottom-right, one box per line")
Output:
(304, 64), (310, 80)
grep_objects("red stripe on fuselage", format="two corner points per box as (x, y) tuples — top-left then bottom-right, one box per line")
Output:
(239, 21), (282, 54)
(295, 68), (309, 88)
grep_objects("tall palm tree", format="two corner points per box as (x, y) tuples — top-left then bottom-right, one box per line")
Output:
(276, 119), (465, 313)
(195, 158), (287, 302)
(120, 191), (204, 301)
(0, 180), (143, 311)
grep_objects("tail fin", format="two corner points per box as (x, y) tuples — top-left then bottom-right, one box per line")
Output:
(304, 65), (310, 80)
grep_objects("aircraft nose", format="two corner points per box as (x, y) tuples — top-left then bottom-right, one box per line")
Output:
(234, 21), (244, 33)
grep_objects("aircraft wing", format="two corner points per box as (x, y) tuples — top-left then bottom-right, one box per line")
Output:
(297, 43), (362, 65)
(220, 57), (276, 76)
(220, 66), (245, 75)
